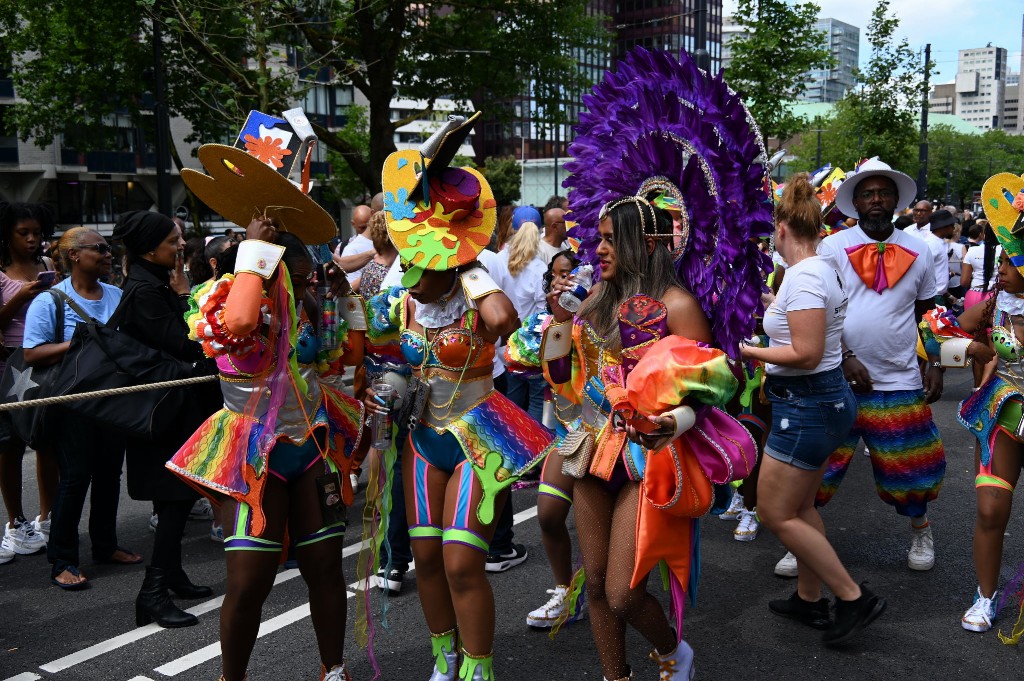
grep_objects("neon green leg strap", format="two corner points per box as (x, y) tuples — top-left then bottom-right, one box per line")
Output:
(458, 649), (494, 681)
(430, 628), (458, 675)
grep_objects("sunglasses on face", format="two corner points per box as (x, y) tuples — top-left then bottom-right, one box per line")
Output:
(78, 243), (112, 254)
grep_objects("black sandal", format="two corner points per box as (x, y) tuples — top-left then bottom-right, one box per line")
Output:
(51, 565), (89, 590)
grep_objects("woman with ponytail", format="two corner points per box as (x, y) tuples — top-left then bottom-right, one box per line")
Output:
(740, 174), (886, 645)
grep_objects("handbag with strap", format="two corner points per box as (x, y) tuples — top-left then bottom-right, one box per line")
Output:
(0, 289), (67, 448)
(49, 287), (195, 440)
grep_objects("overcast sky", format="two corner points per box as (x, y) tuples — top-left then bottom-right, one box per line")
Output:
(721, 0), (1024, 83)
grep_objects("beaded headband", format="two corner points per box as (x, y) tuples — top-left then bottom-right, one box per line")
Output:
(598, 196), (673, 239)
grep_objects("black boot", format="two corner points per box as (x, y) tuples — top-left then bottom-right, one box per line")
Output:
(166, 569), (213, 599)
(136, 566), (199, 628)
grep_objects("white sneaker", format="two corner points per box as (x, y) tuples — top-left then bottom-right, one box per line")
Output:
(733, 509), (760, 542)
(3, 520), (45, 554)
(210, 523), (224, 543)
(526, 585), (586, 628)
(719, 490), (745, 521)
(0, 542), (14, 564)
(189, 498), (214, 520)
(148, 513), (159, 533)
(774, 551), (798, 578)
(350, 472), (360, 493)
(908, 525), (935, 570)
(323, 663), (351, 681)
(962, 587), (997, 632)
(33, 514), (51, 544)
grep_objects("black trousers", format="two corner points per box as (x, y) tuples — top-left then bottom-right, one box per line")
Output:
(47, 409), (125, 575)
(151, 499), (192, 572)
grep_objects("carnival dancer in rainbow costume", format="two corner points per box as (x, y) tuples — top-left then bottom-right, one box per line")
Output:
(539, 48), (773, 680)
(920, 172), (1024, 645)
(362, 114), (554, 681)
(166, 109), (367, 681)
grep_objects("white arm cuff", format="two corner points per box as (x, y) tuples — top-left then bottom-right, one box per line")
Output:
(460, 267), (501, 307)
(939, 337), (973, 368)
(667, 405), (696, 440)
(541, 321), (572, 361)
(337, 295), (368, 331)
(235, 240), (285, 279)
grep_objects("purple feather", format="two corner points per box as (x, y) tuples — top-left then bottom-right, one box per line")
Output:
(565, 47), (773, 357)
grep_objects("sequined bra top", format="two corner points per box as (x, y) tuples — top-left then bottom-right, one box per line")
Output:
(399, 298), (494, 372)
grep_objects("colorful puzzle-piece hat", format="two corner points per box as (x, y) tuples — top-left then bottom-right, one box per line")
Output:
(181, 108), (336, 245)
(381, 112), (497, 287)
(809, 163), (849, 232)
(981, 172), (1024, 277)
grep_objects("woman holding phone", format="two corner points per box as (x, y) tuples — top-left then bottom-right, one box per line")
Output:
(0, 202), (59, 565)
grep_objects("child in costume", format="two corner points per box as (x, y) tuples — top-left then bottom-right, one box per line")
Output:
(503, 249), (588, 629)
(166, 110), (367, 681)
(362, 114), (554, 681)
(920, 173), (1024, 644)
(540, 47), (772, 681)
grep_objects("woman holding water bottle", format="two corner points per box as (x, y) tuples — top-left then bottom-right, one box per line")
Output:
(363, 117), (554, 681)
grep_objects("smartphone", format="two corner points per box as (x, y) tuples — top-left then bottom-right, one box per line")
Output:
(627, 414), (663, 435)
(36, 271), (57, 288)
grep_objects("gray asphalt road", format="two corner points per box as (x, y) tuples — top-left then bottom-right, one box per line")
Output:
(1, 368), (1021, 680)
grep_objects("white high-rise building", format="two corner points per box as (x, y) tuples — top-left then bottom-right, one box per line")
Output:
(800, 18), (859, 103)
(955, 45), (1009, 131)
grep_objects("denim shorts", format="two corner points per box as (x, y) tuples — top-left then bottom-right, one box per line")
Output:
(763, 367), (857, 471)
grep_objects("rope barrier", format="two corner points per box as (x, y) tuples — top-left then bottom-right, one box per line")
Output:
(0, 375), (219, 412)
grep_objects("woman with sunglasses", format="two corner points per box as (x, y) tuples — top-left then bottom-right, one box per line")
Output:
(23, 228), (141, 588)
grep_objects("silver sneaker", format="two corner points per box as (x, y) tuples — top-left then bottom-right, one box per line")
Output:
(719, 490), (745, 521)
(733, 509), (760, 542)
(908, 525), (935, 571)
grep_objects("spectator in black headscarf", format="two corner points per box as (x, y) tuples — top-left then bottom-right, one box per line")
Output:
(112, 211), (220, 628)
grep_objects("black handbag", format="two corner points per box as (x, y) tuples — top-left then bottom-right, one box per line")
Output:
(49, 287), (195, 440)
(0, 289), (67, 448)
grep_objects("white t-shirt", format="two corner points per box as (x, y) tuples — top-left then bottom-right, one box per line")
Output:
(818, 226), (936, 391)
(903, 227), (949, 295)
(763, 257), (847, 377)
(537, 239), (569, 266)
(338, 232), (375, 284)
(963, 244), (1001, 291)
(488, 251), (547, 320)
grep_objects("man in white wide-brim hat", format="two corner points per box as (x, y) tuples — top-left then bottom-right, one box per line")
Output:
(774, 159), (946, 579)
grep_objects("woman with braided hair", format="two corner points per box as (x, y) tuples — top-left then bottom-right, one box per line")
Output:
(920, 173), (1024, 643)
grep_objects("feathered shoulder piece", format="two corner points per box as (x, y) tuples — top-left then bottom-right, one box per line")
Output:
(563, 47), (774, 357)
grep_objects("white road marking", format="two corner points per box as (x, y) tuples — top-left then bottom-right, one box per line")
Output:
(26, 509), (532, 678)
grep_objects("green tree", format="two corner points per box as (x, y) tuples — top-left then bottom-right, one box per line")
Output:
(925, 127), (1024, 207)
(321, 106), (372, 204)
(480, 156), (521, 206)
(1, 1), (609, 194)
(838, 0), (922, 171)
(724, 0), (833, 149)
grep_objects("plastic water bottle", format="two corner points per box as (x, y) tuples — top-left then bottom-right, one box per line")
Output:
(317, 264), (338, 350)
(370, 383), (395, 449)
(558, 264), (594, 314)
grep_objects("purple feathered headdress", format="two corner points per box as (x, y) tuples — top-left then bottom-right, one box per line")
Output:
(564, 48), (774, 358)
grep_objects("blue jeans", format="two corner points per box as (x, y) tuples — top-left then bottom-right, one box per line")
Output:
(764, 367), (856, 471)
